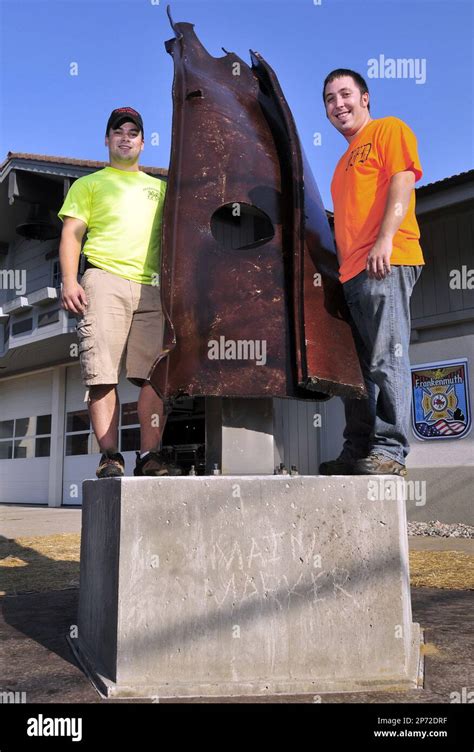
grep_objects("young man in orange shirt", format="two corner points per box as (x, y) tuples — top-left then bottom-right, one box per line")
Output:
(320, 69), (424, 475)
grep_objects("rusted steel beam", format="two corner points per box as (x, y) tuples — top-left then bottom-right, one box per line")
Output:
(149, 15), (365, 402)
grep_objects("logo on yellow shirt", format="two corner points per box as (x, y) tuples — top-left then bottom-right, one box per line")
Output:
(144, 188), (161, 201)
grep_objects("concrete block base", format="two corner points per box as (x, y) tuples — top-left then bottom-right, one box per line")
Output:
(72, 476), (423, 698)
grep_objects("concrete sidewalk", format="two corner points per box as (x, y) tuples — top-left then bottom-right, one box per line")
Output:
(1, 503), (473, 553)
(409, 536), (474, 554)
(0, 504), (82, 537)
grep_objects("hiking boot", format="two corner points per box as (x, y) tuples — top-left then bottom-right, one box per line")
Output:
(354, 453), (407, 476)
(96, 451), (125, 478)
(319, 456), (355, 475)
(134, 450), (183, 477)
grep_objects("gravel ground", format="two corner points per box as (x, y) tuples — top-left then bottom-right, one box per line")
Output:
(408, 520), (474, 538)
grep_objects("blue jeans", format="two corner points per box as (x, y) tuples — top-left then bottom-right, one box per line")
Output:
(340, 265), (423, 466)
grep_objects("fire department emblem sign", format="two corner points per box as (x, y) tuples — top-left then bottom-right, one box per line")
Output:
(411, 359), (471, 440)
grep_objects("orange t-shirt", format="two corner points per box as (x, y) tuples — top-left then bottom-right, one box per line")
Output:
(331, 116), (424, 283)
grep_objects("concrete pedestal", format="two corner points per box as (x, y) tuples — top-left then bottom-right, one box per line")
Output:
(70, 476), (423, 698)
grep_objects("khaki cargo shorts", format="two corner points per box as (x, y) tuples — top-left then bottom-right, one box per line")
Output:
(75, 268), (164, 387)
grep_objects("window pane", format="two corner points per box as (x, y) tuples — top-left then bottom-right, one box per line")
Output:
(35, 437), (51, 457)
(0, 441), (13, 459)
(0, 420), (14, 439)
(37, 414), (52, 435)
(38, 309), (59, 327)
(121, 402), (139, 426)
(12, 318), (33, 336)
(66, 433), (89, 456)
(52, 259), (61, 288)
(14, 438), (35, 459)
(15, 417), (36, 438)
(121, 427), (140, 452)
(66, 410), (90, 433)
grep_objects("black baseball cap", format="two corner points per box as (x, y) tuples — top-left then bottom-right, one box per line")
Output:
(106, 107), (144, 136)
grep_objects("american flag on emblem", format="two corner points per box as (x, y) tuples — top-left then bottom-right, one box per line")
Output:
(416, 420), (466, 437)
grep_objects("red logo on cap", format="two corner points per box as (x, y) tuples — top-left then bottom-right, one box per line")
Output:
(115, 107), (139, 116)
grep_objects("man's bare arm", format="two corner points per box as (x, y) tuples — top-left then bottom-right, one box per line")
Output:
(366, 170), (416, 280)
(59, 217), (88, 314)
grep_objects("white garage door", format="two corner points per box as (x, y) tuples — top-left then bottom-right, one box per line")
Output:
(0, 370), (52, 504)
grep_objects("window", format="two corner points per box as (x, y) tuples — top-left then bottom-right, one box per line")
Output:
(66, 410), (89, 433)
(0, 420), (14, 459)
(38, 307), (60, 327)
(121, 402), (139, 426)
(66, 433), (89, 456)
(35, 437), (51, 457)
(64, 402), (140, 455)
(0, 441), (13, 459)
(12, 318), (33, 336)
(0, 419), (14, 438)
(37, 415), (52, 434)
(0, 415), (52, 459)
(52, 259), (61, 289)
(120, 402), (140, 452)
(65, 409), (90, 456)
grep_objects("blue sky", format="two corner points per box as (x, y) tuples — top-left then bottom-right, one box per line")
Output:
(1, 0), (472, 209)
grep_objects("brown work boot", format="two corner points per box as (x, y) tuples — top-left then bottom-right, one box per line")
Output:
(96, 451), (125, 478)
(319, 456), (355, 475)
(134, 450), (182, 477)
(354, 453), (407, 476)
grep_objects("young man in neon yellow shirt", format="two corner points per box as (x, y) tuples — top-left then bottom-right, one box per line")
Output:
(58, 107), (180, 478)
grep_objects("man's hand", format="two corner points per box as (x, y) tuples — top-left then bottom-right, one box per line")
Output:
(366, 170), (415, 281)
(366, 236), (393, 280)
(61, 278), (88, 315)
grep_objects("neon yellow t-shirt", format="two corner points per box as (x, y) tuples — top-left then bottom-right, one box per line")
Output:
(58, 166), (166, 285)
